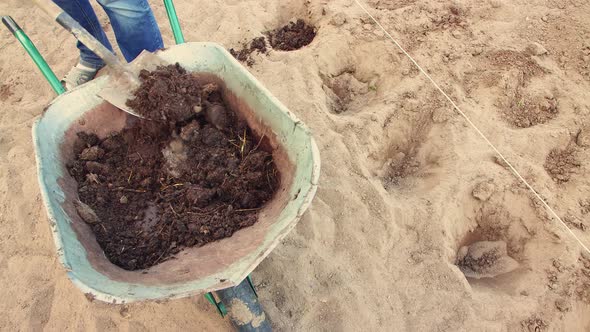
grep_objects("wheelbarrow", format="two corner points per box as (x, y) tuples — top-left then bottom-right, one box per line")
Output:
(1, 2), (320, 330)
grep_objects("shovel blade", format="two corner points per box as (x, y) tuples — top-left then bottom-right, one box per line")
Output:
(97, 50), (169, 119)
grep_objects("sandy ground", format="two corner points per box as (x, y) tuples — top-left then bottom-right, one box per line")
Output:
(2, 0), (590, 331)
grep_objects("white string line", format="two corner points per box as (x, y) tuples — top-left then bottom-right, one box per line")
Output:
(352, 0), (590, 254)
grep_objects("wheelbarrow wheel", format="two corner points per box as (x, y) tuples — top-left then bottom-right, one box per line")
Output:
(215, 277), (271, 331)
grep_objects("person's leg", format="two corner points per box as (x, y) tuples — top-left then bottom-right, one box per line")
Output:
(52, 0), (115, 69)
(96, 0), (163, 62)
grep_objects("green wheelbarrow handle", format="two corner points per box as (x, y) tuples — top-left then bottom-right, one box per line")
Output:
(163, 0), (185, 44)
(1, 15), (65, 95)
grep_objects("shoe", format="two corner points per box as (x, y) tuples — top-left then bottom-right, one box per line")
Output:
(62, 63), (98, 90)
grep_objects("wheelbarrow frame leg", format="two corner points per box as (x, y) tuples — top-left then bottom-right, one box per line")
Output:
(214, 276), (272, 331)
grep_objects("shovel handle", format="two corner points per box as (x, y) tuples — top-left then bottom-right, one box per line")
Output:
(31, 0), (128, 73)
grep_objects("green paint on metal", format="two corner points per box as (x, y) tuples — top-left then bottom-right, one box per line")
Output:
(205, 292), (216, 305)
(13, 29), (65, 94)
(163, 0), (185, 44)
(246, 275), (258, 298)
(205, 292), (227, 317)
(218, 302), (227, 316)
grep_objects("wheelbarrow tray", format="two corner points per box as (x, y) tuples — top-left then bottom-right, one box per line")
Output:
(33, 42), (320, 303)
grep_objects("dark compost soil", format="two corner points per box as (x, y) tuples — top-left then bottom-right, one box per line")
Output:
(268, 19), (316, 51)
(229, 37), (268, 66)
(68, 64), (280, 270)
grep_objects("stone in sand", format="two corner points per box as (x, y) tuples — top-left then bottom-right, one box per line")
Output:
(331, 13), (347, 27)
(79, 146), (105, 161)
(472, 180), (496, 201)
(577, 127), (590, 147)
(205, 103), (230, 131)
(74, 200), (101, 225)
(526, 42), (548, 56)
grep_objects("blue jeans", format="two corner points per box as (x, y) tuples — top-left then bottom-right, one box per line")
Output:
(52, 0), (164, 69)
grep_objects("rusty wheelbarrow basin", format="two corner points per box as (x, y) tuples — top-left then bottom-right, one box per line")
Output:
(33, 42), (320, 303)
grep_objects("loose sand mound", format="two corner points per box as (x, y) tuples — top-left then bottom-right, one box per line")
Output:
(1, 0), (590, 330)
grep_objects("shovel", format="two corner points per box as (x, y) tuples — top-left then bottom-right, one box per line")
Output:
(32, 0), (167, 118)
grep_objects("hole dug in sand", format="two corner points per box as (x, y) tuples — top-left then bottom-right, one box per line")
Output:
(370, 95), (448, 191)
(322, 70), (371, 114)
(267, 19), (317, 51)
(456, 240), (519, 279)
(455, 195), (535, 284)
(503, 90), (559, 128)
(544, 145), (581, 184)
(229, 17), (317, 65)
